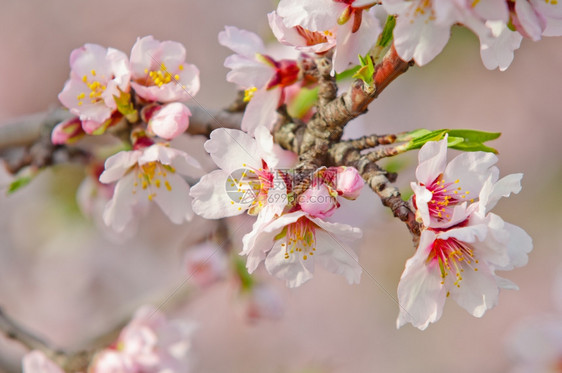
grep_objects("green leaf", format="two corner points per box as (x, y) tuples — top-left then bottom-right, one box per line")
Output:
(353, 54), (375, 86)
(8, 175), (33, 194)
(287, 87), (318, 119)
(377, 15), (396, 48)
(335, 66), (360, 81)
(398, 128), (501, 153)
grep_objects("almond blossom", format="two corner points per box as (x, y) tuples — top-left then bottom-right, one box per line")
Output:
(274, 0), (381, 72)
(130, 35), (200, 103)
(58, 43), (131, 134)
(90, 305), (196, 373)
(384, 0), (521, 69)
(242, 206), (362, 287)
(397, 139), (532, 330)
(411, 136), (498, 228)
(190, 126), (292, 219)
(50, 117), (85, 145)
(99, 141), (202, 232)
(218, 26), (300, 135)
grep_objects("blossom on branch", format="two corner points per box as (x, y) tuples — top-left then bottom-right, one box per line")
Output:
(190, 126), (293, 219)
(242, 206), (362, 287)
(99, 139), (202, 232)
(58, 43), (131, 134)
(130, 36), (200, 103)
(411, 136), (498, 228)
(398, 138), (532, 330)
(218, 26), (300, 135)
(274, 0), (381, 72)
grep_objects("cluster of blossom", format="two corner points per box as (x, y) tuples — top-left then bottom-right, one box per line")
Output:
(261, 0), (562, 77)
(54, 36), (203, 232)
(22, 306), (196, 373)
(397, 137), (533, 330)
(190, 126), (365, 288)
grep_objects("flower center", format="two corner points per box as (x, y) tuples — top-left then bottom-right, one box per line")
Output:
(77, 69), (107, 106)
(226, 162), (276, 214)
(428, 237), (479, 287)
(426, 175), (473, 221)
(295, 26), (331, 46)
(133, 161), (176, 201)
(145, 63), (181, 87)
(282, 217), (317, 261)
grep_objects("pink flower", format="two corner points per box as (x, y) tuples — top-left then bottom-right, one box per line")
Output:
(218, 26), (300, 135)
(411, 136), (498, 228)
(298, 182), (338, 218)
(274, 0), (381, 72)
(58, 43), (131, 133)
(242, 207), (362, 287)
(99, 143), (202, 232)
(190, 126), (291, 219)
(50, 117), (86, 145)
(90, 305), (196, 373)
(144, 102), (191, 140)
(22, 351), (63, 373)
(130, 36), (200, 103)
(244, 284), (284, 323)
(335, 166), (363, 200)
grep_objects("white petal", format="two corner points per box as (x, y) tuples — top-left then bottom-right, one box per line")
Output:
(190, 170), (248, 219)
(103, 172), (139, 232)
(224, 54), (274, 88)
(396, 231), (447, 330)
(416, 137), (448, 185)
(443, 151), (498, 197)
(218, 26), (265, 57)
(152, 173), (193, 224)
(313, 230), (362, 284)
(448, 262), (499, 317)
(265, 240), (315, 288)
(411, 183), (433, 227)
(241, 206), (279, 273)
(479, 173), (522, 215)
(99, 150), (141, 184)
(241, 88), (282, 136)
(204, 128), (262, 173)
(309, 217), (363, 241)
(277, 0), (342, 31)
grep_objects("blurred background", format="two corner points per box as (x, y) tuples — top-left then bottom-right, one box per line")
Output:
(0, 1), (561, 372)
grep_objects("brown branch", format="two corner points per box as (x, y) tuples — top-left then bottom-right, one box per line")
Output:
(342, 133), (397, 151)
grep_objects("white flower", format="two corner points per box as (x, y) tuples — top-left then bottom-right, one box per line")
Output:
(412, 136), (498, 228)
(99, 143), (202, 232)
(190, 126), (291, 219)
(218, 26), (300, 135)
(398, 165), (532, 330)
(274, 0), (381, 72)
(242, 207), (362, 287)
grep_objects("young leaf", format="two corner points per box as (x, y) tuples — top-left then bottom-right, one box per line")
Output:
(353, 54), (375, 86)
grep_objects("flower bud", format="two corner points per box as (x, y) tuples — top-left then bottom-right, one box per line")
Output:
(298, 183), (338, 218)
(147, 103), (191, 140)
(184, 243), (227, 288)
(51, 117), (85, 145)
(336, 166), (364, 200)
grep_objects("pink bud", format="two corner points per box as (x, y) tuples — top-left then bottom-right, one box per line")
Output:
(298, 183), (338, 218)
(51, 117), (85, 144)
(336, 166), (363, 200)
(148, 103), (191, 140)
